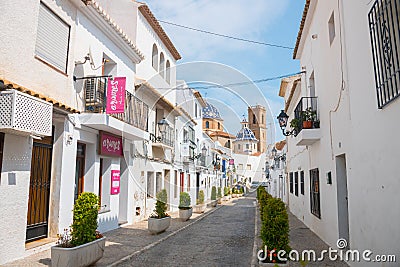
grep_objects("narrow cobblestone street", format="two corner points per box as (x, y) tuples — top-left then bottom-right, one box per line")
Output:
(118, 195), (256, 267)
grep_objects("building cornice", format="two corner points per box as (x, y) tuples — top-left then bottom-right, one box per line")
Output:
(138, 4), (182, 60)
(293, 0), (311, 59)
(79, 0), (145, 64)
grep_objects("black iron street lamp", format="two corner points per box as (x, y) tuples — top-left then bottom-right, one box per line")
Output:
(156, 118), (169, 141)
(277, 110), (296, 136)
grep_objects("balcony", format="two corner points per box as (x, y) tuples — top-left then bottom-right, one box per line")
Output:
(292, 97), (321, 146)
(150, 124), (174, 148)
(78, 77), (149, 140)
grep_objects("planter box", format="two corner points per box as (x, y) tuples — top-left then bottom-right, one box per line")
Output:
(211, 200), (217, 207)
(193, 203), (206, 213)
(217, 198), (222, 204)
(179, 208), (193, 221)
(148, 216), (171, 234)
(51, 237), (106, 267)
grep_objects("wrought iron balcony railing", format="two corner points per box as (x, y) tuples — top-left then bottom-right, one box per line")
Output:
(150, 125), (174, 147)
(84, 77), (149, 131)
(292, 97), (319, 135)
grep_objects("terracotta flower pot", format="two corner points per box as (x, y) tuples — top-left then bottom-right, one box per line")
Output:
(303, 120), (313, 129)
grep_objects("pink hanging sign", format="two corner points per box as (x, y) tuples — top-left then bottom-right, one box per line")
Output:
(99, 131), (123, 157)
(111, 170), (120, 195)
(106, 77), (126, 114)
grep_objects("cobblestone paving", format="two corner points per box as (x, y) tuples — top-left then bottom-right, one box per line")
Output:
(118, 195), (256, 267)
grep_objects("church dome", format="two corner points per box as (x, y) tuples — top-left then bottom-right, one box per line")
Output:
(235, 124), (258, 141)
(202, 102), (222, 120)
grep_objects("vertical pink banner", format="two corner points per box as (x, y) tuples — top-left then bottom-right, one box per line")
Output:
(111, 170), (120, 195)
(106, 77), (126, 114)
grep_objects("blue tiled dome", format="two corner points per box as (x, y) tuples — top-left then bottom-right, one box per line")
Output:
(202, 102), (222, 119)
(235, 127), (258, 141)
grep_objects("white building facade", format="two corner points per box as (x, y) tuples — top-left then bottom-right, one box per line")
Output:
(280, 0), (400, 265)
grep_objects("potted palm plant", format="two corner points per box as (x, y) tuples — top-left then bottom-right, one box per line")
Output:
(217, 187), (222, 204)
(178, 192), (192, 221)
(194, 190), (206, 213)
(148, 189), (171, 234)
(223, 187), (229, 201)
(51, 192), (106, 267)
(210, 186), (217, 207)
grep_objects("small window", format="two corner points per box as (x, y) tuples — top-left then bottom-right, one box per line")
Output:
(246, 144), (249, 149)
(294, 172), (299, 196)
(328, 12), (335, 44)
(239, 164), (243, 170)
(152, 44), (158, 70)
(246, 164), (251, 170)
(195, 103), (198, 118)
(289, 172), (294, 194)
(35, 2), (71, 72)
(159, 53), (165, 78)
(310, 168), (321, 218)
(253, 114), (257, 124)
(238, 144), (241, 150)
(205, 121), (210, 129)
(166, 60), (171, 84)
(300, 171), (305, 195)
(218, 122), (220, 129)
(0, 133), (4, 173)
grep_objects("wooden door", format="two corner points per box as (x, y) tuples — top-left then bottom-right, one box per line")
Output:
(74, 143), (86, 201)
(26, 136), (53, 242)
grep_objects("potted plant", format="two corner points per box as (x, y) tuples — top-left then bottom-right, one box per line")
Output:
(51, 192), (106, 267)
(289, 118), (300, 131)
(239, 186), (244, 196)
(259, 197), (290, 266)
(148, 189), (171, 234)
(232, 188), (238, 198)
(223, 187), (229, 201)
(301, 107), (316, 129)
(194, 190), (206, 213)
(210, 186), (217, 207)
(178, 192), (192, 221)
(217, 187), (222, 204)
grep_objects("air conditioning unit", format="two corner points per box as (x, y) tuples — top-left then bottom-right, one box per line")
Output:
(0, 89), (52, 136)
(85, 77), (106, 112)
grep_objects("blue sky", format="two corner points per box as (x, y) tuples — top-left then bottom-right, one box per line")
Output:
(145, 0), (305, 144)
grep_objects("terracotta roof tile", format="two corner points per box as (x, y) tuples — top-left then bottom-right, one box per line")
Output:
(293, 0), (310, 59)
(138, 4), (181, 60)
(0, 77), (80, 113)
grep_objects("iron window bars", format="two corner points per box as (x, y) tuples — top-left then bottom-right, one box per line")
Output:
(369, 0), (400, 108)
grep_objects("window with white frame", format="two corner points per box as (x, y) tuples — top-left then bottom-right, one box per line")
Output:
(35, 2), (70, 72)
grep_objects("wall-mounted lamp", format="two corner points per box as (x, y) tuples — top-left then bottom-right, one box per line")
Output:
(277, 110), (296, 136)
